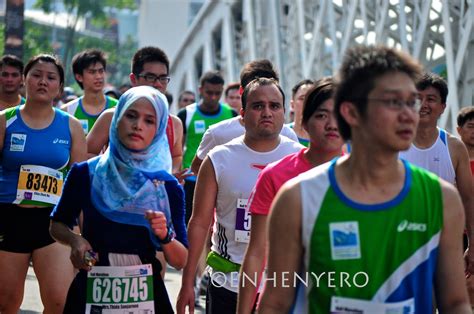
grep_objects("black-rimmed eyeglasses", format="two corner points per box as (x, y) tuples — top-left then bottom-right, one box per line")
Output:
(137, 73), (171, 84)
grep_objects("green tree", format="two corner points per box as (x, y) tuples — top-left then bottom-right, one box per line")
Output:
(72, 33), (137, 87)
(33, 0), (136, 79)
(1, 20), (54, 62)
(23, 20), (55, 62)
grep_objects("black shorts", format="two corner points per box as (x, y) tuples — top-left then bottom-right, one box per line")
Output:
(0, 203), (55, 253)
(206, 280), (237, 314)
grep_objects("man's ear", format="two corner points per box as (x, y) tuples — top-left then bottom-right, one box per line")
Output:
(129, 73), (137, 86)
(440, 102), (447, 114)
(339, 101), (360, 128)
(75, 73), (83, 84)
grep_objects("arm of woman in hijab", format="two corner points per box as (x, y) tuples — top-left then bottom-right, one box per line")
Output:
(166, 181), (188, 247)
(50, 220), (95, 271)
(146, 211), (188, 269)
(50, 162), (95, 271)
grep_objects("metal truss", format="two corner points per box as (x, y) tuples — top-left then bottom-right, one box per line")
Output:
(169, 0), (474, 131)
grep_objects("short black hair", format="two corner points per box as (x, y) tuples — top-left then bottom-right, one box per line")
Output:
(178, 90), (195, 102)
(240, 59), (279, 88)
(416, 72), (448, 104)
(302, 77), (334, 125)
(71, 49), (107, 89)
(24, 54), (64, 86)
(0, 54), (23, 74)
(241, 77), (284, 110)
(132, 46), (169, 75)
(199, 71), (224, 87)
(457, 106), (474, 127)
(334, 45), (422, 140)
(292, 79), (314, 98)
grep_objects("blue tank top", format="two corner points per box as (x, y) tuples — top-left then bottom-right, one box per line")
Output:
(0, 106), (71, 203)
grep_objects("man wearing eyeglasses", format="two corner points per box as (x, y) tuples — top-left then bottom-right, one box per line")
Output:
(399, 73), (474, 278)
(62, 49), (118, 135)
(0, 55), (25, 110)
(259, 46), (470, 313)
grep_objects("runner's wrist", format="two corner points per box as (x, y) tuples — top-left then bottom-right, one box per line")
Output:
(159, 226), (175, 244)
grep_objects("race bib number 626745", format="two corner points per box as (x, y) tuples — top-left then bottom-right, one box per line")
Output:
(86, 264), (154, 313)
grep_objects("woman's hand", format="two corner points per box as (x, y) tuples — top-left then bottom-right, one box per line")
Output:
(70, 234), (96, 271)
(145, 210), (168, 240)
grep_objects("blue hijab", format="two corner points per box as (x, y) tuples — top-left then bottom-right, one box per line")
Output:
(89, 86), (174, 248)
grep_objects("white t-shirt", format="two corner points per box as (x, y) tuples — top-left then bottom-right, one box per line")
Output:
(196, 116), (299, 160)
(207, 135), (303, 292)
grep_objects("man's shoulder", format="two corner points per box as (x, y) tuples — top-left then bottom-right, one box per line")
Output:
(61, 97), (81, 113)
(208, 116), (239, 131)
(106, 96), (118, 108)
(446, 132), (468, 160)
(207, 135), (244, 156)
(278, 135), (305, 149)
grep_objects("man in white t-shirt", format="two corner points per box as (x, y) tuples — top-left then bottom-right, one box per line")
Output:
(177, 78), (302, 314)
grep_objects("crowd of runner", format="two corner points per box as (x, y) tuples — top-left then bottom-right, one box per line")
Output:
(0, 44), (473, 313)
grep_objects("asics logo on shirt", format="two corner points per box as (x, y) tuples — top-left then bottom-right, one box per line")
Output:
(53, 138), (69, 145)
(397, 220), (427, 232)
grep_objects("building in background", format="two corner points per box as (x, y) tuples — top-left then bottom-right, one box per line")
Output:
(165, 0), (474, 131)
(138, 0), (204, 61)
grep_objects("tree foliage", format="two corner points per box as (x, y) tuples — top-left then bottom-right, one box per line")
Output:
(33, 0), (136, 80)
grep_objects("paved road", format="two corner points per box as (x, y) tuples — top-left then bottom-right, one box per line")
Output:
(20, 265), (206, 313)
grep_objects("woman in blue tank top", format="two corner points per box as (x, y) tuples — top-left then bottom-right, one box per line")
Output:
(50, 86), (188, 313)
(0, 54), (87, 313)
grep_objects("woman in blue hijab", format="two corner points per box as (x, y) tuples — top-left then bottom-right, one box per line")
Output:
(50, 86), (188, 313)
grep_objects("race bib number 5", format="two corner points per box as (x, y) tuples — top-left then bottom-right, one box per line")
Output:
(16, 165), (63, 205)
(235, 198), (250, 243)
(86, 264), (154, 313)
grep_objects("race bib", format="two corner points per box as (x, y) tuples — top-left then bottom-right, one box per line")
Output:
(16, 165), (64, 205)
(330, 296), (415, 314)
(86, 264), (154, 313)
(235, 198), (250, 243)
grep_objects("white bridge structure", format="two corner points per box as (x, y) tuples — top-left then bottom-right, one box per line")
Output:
(169, 0), (474, 131)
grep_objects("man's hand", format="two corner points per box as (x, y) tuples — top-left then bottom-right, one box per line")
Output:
(174, 168), (195, 185)
(464, 247), (474, 277)
(176, 283), (196, 314)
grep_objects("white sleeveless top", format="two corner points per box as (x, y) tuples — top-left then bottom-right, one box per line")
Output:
(399, 128), (456, 184)
(207, 135), (302, 292)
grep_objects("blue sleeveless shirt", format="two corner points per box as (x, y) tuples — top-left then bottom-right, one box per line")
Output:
(0, 106), (71, 203)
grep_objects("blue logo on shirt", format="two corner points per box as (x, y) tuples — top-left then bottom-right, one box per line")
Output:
(12, 136), (24, 145)
(332, 230), (358, 246)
